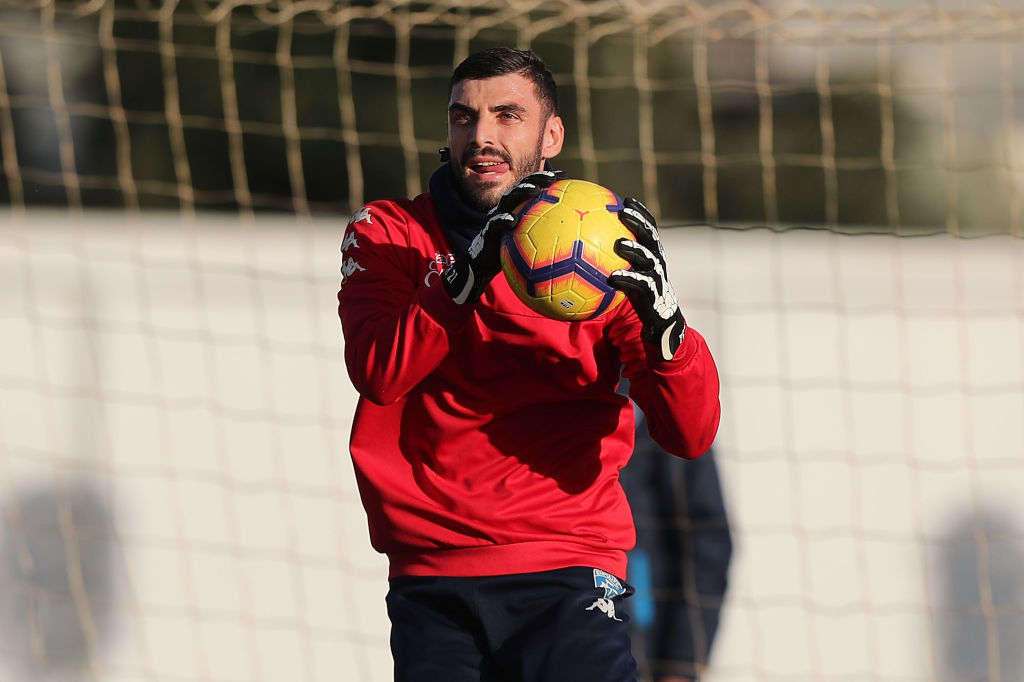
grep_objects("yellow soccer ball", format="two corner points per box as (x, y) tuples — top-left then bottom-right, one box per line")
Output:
(500, 179), (632, 321)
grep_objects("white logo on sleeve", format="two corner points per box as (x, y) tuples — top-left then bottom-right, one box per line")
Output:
(339, 228), (366, 288)
(342, 257), (365, 279)
(351, 206), (372, 225)
(339, 206), (370, 287)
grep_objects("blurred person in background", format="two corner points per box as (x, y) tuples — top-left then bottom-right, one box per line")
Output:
(619, 383), (732, 682)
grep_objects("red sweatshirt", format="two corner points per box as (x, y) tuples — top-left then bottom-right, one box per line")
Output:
(337, 192), (720, 579)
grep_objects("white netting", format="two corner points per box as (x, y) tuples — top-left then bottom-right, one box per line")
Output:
(2, 2), (1023, 680)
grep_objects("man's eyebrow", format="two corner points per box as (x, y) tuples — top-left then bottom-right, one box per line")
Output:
(493, 103), (528, 115)
(448, 102), (528, 115)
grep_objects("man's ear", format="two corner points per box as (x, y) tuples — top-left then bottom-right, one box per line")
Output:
(542, 115), (565, 160)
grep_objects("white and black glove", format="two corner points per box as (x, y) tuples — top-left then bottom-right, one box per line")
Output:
(443, 170), (562, 305)
(608, 197), (687, 361)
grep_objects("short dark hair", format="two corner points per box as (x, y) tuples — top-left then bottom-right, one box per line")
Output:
(449, 47), (559, 117)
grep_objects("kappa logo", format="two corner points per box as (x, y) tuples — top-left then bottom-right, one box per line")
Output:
(339, 229), (366, 288)
(587, 569), (625, 621)
(350, 206), (372, 225)
(586, 598), (621, 621)
(424, 252), (455, 287)
(340, 256), (366, 287)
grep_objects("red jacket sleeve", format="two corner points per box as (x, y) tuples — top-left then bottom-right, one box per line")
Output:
(609, 306), (721, 459)
(337, 201), (473, 405)
(635, 328), (721, 459)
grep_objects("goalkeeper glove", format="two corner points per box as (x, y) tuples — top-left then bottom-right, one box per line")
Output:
(443, 170), (562, 305)
(608, 197), (687, 361)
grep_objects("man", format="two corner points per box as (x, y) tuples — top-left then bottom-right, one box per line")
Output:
(338, 47), (720, 681)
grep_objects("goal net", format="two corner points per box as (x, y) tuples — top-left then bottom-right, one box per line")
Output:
(1, 1), (1022, 680)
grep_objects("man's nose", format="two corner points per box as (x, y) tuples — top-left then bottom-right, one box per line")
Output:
(469, 118), (498, 149)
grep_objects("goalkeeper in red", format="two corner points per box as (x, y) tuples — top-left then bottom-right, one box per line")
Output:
(338, 47), (720, 682)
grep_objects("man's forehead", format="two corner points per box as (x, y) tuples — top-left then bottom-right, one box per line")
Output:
(449, 72), (540, 107)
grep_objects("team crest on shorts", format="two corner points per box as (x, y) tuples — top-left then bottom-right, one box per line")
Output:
(593, 569), (625, 599)
(586, 569), (625, 621)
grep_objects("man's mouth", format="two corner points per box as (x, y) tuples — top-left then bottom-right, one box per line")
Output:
(468, 160), (511, 177)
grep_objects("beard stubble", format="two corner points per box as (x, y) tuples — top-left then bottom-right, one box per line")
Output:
(452, 135), (545, 213)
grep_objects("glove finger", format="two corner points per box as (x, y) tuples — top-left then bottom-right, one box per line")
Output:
(492, 170), (564, 215)
(607, 269), (657, 305)
(494, 182), (544, 214)
(528, 169), (562, 187)
(521, 168), (562, 189)
(618, 198), (662, 257)
(618, 205), (656, 244)
(491, 190), (530, 216)
(623, 196), (656, 224)
(484, 212), (517, 234)
(513, 170), (562, 199)
(508, 170), (560, 197)
(613, 238), (657, 271)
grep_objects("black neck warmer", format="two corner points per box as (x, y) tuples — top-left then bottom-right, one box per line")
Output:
(428, 161), (556, 254)
(428, 163), (488, 255)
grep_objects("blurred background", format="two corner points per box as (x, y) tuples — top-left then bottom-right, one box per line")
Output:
(0, 0), (1022, 680)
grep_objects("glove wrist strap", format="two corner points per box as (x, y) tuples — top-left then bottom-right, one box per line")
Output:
(652, 312), (686, 361)
(443, 258), (475, 305)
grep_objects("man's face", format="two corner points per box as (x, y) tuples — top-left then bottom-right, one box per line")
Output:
(447, 72), (564, 212)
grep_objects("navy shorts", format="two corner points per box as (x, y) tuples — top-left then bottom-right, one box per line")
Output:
(386, 566), (638, 682)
